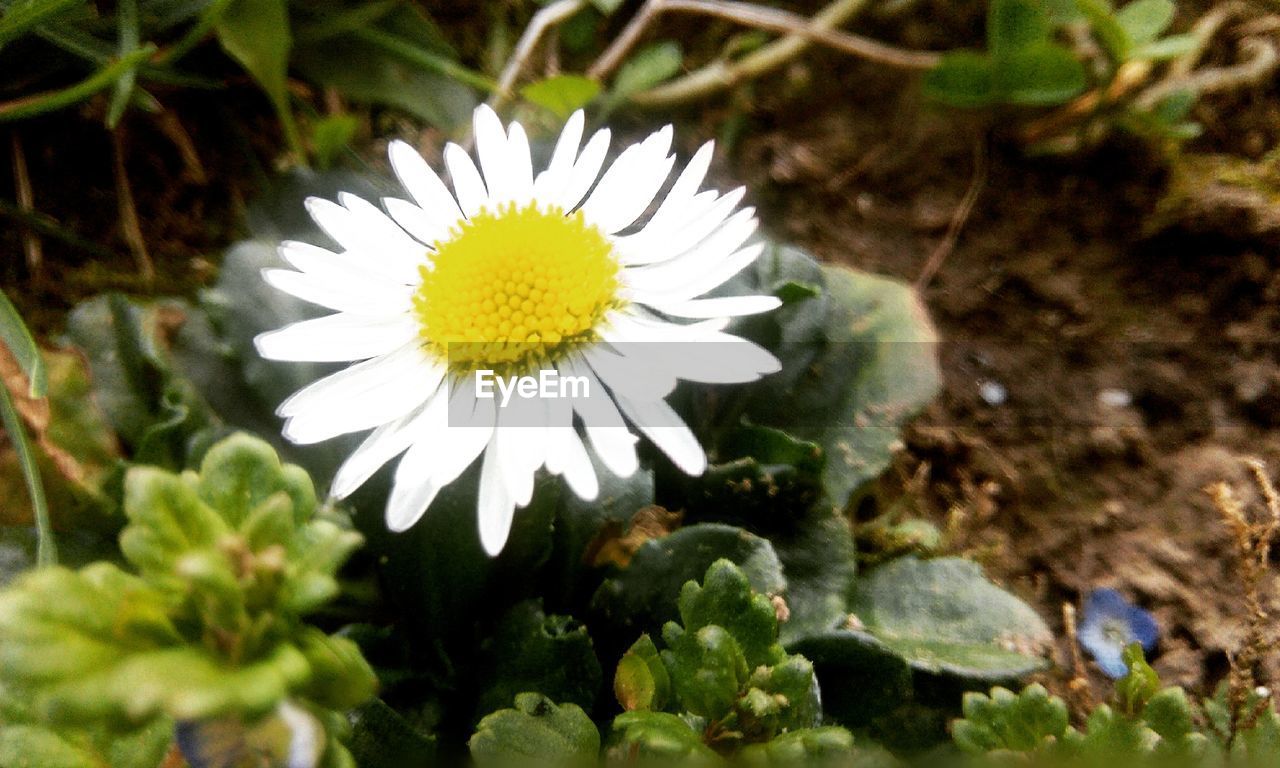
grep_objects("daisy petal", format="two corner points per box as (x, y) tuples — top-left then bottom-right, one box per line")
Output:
(615, 395), (707, 475)
(477, 441), (515, 556)
(551, 428), (599, 501)
(474, 105), (516, 205)
(579, 126), (675, 234)
(388, 139), (464, 225)
(444, 143), (489, 218)
(277, 342), (436, 418)
(533, 110), (584, 201)
(261, 268), (411, 316)
(557, 128), (610, 211)
(384, 197), (448, 249)
(646, 294), (782, 319)
(282, 360), (443, 445)
(330, 399), (434, 500)
(254, 313), (417, 362)
(617, 188), (745, 266)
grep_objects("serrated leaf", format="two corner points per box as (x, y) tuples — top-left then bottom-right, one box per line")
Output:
(521, 74), (601, 120)
(951, 684), (1070, 754)
(676, 558), (785, 671)
(470, 693), (599, 767)
(1115, 0), (1175, 45)
(661, 623), (748, 721)
(736, 727), (855, 766)
(592, 525), (785, 649)
(996, 42), (1088, 106)
(607, 711), (720, 764)
(476, 600), (602, 719)
(347, 697), (438, 768)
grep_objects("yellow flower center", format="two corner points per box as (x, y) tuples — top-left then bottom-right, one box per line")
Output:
(413, 203), (623, 375)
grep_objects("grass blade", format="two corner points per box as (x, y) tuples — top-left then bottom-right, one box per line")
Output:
(0, 46), (156, 122)
(0, 290), (45, 398)
(0, 0), (85, 50)
(106, 0), (142, 128)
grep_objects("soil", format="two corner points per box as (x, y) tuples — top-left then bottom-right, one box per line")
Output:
(728, 47), (1280, 697)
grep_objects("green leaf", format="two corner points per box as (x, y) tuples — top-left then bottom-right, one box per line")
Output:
(310, 113), (359, 170)
(661, 623), (749, 721)
(0, 290), (45, 398)
(521, 74), (601, 120)
(1115, 0), (1175, 46)
(470, 693), (600, 767)
(675, 558), (785, 671)
(1115, 643), (1160, 717)
(736, 727), (856, 766)
(215, 0), (302, 156)
(925, 52), (998, 108)
(951, 684), (1070, 754)
(296, 628), (378, 712)
(996, 42), (1088, 106)
(615, 634), (670, 712)
(1077, 0), (1133, 60)
(744, 262), (940, 510)
(0, 0), (84, 50)
(607, 711), (720, 764)
(0, 46), (156, 122)
(607, 40), (682, 108)
(105, 0), (141, 128)
(347, 698), (438, 768)
(476, 600), (603, 719)
(590, 0), (625, 14)
(293, 5), (478, 130)
(988, 0), (1052, 56)
(591, 525), (786, 646)
(848, 556), (1052, 682)
(741, 655), (822, 734)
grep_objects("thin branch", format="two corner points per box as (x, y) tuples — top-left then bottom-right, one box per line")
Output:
(1136, 36), (1280, 110)
(591, 0), (942, 107)
(917, 136), (986, 289)
(632, 0), (880, 107)
(491, 0), (588, 109)
(9, 131), (42, 283)
(660, 0), (941, 70)
(589, 0), (665, 81)
(111, 129), (155, 284)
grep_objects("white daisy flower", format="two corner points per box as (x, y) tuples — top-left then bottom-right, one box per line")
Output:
(255, 105), (782, 556)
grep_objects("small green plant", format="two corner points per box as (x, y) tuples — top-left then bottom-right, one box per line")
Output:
(0, 433), (375, 766)
(952, 646), (1280, 767)
(925, 0), (1203, 148)
(470, 560), (857, 766)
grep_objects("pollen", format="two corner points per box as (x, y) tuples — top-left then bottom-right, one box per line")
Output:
(413, 203), (622, 373)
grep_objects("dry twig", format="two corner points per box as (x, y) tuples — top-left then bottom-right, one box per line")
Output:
(111, 129), (155, 284)
(1208, 459), (1280, 739)
(589, 0), (939, 107)
(916, 136), (987, 289)
(9, 131), (42, 282)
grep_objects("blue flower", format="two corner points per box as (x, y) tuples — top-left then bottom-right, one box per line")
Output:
(1078, 588), (1159, 679)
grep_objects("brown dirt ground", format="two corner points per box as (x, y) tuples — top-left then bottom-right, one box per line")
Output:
(727, 45), (1280, 697)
